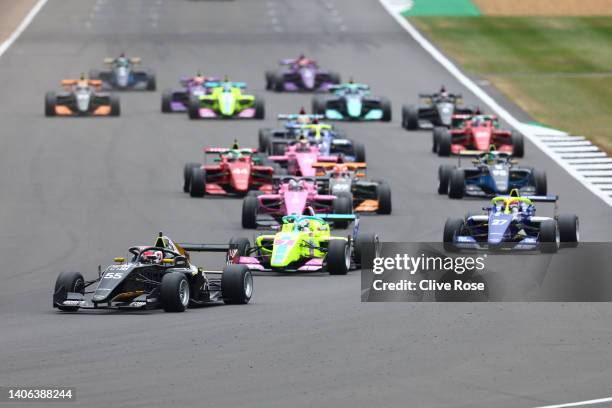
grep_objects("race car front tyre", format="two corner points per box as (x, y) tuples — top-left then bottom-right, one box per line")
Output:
(326, 240), (350, 275)
(443, 218), (464, 251)
(161, 89), (173, 113)
(376, 182), (392, 214)
(188, 95), (201, 119)
(54, 271), (85, 311)
(432, 127), (447, 153)
(253, 96), (265, 119)
(229, 237), (251, 257)
(265, 70), (275, 90)
(332, 197), (352, 229)
(539, 220), (558, 253)
(258, 128), (272, 152)
(45, 92), (56, 117)
(353, 142), (366, 162)
(403, 105), (419, 130)
(189, 167), (206, 197)
(160, 272), (189, 312)
(222, 264), (253, 304)
(437, 128), (452, 157)
(380, 97), (392, 122)
(512, 132), (525, 158)
(146, 70), (156, 91)
(242, 196), (259, 229)
(448, 169), (465, 199)
(183, 162), (200, 193)
(438, 164), (455, 195)
(558, 214), (579, 247)
(532, 169), (547, 195)
(109, 95), (120, 116)
(353, 233), (379, 269)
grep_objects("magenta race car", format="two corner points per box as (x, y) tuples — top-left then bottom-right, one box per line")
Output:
(241, 176), (353, 229)
(161, 74), (219, 113)
(267, 137), (342, 177)
(265, 55), (341, 93)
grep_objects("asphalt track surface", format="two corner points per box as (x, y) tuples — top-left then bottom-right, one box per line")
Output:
(1, 1), (612, 407)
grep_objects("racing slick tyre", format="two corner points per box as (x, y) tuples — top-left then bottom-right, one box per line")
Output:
(254, 95), (265, 119)
(270, 162), (287, 175)
(265, 70), (276, 90)
(183, 162), (201, 193)
(558, 214), (579, 248)
(532, 169), (547, 196)
(436, 128), (452, 156)
(258, 128), (273, 152)
(161, 89), (173, 113)
(334, 191), (354, 210)
(403, 105), (419, 130)
(242, 196), (259, 229)
(246, 190), (264, 197)
(88, 69), (100, 80)
(539, 219), (558, 253)
(54, 271), (85, 311)
(326, 240), (350, 275)
(189, 167), (206, 197)
(332, 197), (352, 229)
(45, 92), (57, 117)
(353, 233), (379, 269)
(511, 132), (525, 158)
(380, 97), (392, 122)
(229, 237), (251, 257)
(353, 142), (366, 162)
(160, 272), (190, 312)
(146, 70), (157, 91)
(376, 182), (392, 214)
(109, 95), (120, 116)
(222, 264), (253, 304)
(329, 72), (341, 84)
(438, 164), (455, 194)
(448, 169), (465, 199)
(312, 95), (326, 115)
(188, 95), (201, 119)
(443, 217), (464, 252)
(273, 73), (284, 92)
(432, 127), (447, 153)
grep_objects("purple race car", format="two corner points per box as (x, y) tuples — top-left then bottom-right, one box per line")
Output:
(265, 55), (341, 93)
(161, 74), (219, 113)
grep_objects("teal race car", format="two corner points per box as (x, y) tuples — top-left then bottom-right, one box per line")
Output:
(312, 82), (391, 121)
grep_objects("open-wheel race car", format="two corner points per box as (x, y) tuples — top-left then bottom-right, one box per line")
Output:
(230, 211), (379, 275)
(402, 87), (476, 130)
(433, 114), (524, 157)
(45, 77), (120, 117)
(53, 233), (253, 313)
(162, 73), (219, 112)
(188, 79), (264, 119)
(241, 176), (353, 229)
(267, 136), (344, 177)
(312, 82), (391, 122)
(438, 148), (547, 199)
(443, 190), (578, 252)
(265, 55), (341, 92)
(89, 54), (156, 91)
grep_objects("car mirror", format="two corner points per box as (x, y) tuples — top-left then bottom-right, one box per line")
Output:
(162, 259), (174, 265)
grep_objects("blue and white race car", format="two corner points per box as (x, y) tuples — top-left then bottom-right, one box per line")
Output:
(312, 82), (391, 121)
(89, 54), (156, 91)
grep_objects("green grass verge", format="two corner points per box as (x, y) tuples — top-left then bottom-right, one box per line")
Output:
(411, 16), (612, 152)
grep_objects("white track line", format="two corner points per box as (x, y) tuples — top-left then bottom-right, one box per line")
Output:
(0, 0), (49, 59)
(378, 0), (612, 207)
(533, 396), (612, 408)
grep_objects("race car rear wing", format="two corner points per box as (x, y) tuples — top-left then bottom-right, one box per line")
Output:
(204, 147), (257, 154)
(277, 113), (325, 121)
(177, 243), (231, 252)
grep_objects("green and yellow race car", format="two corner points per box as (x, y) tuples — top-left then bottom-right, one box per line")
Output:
(188, 79), (265, 119)
(228, 212), (379, 275)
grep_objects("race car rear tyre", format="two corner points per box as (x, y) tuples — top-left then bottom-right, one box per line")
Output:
(54, 271), (85, 311)
(332, 197), (352, 229)
(242, 196), (259, 229)
(45, 92), (57, 117)
(88, 69), (100, 80)
(539, 219), (558, 253)
(188, 95), (201, 119)
(246, 190), (264, 197)
(376, 182), (392, 214)
(229, 237), (251, 257)
(265, 70), (275, 90)
(326, 240), (350, 275)
(443, 218), (464, 251)
(558, 214), (579, 247)
(380, 97), (392, 122)
(222, 264), (253, 304)
(448, 169), (465, 199)
(146, 71), (156, 91)
(161, 89), (173, 113)
(353, 233), (379, 269)
(329, 72), (341, 84)
(273, 74), (284, 92)
(532, 169), (547, 196)
(258, 128), (273, 152)
(432, 127), (447, 153)
(189, 167), (206, 197)
(403, 105), (419, 130)
(512, 132), (525, 158)
(254, 96), (265, 119)
(312, 95), (326, 115)
(437, 128), (452, 157)
(160, 272), (189, 312)
(353, 142), (366, 162)
(438, 164), (455, 195)
(183, 162), (200, 193)
(109, 95), (120, 116)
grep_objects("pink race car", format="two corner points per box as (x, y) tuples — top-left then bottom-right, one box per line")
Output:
(267, 138), (343, 177)
(241, 176), (353, 229)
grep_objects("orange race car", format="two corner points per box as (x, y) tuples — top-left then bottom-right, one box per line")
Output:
(45, 77), (120, 117)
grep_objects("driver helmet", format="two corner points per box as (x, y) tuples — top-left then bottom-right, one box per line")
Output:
(508, 200), (521, 214)
(296, 135), (310, 151)
(288, 179), (301, 191)
(333, 164), (348, 178)
(142, 250), (163, 265)
(231, 139), (240, 150)
(439, 85), (448, 98)
(297, 219), (311, 232)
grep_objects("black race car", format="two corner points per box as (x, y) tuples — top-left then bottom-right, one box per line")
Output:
(402, 87), (475, 130)
(52, 234), (252, 313)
